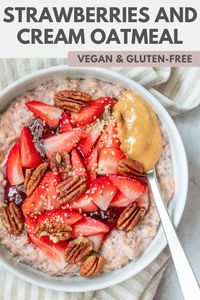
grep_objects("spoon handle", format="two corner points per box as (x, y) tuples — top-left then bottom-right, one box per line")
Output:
(147, 171), (200, 300)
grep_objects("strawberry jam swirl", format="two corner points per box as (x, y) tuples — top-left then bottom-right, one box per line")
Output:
(0, 78), (174, 276)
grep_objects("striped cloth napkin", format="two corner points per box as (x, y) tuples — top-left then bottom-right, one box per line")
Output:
(0, 59), (199, 300)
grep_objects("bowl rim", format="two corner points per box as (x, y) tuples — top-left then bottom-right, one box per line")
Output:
(0, 66), (188, 292)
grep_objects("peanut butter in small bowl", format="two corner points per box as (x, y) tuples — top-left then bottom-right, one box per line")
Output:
(113, 90), (163, 172)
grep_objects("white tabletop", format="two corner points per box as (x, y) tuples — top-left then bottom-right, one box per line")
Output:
(155, 105), (200, 299)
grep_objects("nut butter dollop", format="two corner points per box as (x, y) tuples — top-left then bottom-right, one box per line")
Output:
(113, 91), (162, 171)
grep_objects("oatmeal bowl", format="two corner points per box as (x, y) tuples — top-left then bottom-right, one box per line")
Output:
(0, 66), (188, 291)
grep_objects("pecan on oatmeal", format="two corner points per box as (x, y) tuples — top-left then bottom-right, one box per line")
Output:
(117, 202), (146, 232)
(25, 162), (49, 196)
(0, 202), (24, 234)
(65, 239), (94, 264)
(37, 222), (72, 242)
(80, 255), (105, 277)
(117, 158), (147, 182)
(54, 90), (92, 112)
(50, 151), (71, 180)
(57, 176), (87, 204)
(24, 168), (34, 189)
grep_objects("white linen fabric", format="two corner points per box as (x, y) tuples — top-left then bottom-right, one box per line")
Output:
(0, 59), (199, 300)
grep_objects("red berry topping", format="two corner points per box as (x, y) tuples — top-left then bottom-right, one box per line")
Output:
(6, 142), (24, 185)
(26, 101), (63, 128)
(20, 127), (42, 168)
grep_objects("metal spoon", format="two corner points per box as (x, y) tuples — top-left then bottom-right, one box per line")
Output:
(147, 169), (200, 300)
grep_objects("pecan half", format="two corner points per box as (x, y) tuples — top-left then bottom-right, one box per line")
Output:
(117, 202), (146, 232)
(25, 162), (49, 196)
(80, 255), (105, 277)
(50, 151), (71, 180)
(54, 90), (92, 112)
(65, 239), (94, 264)
(117, 158), (147, 183)
(57, 176), (87, 204)
(24, 168), (34, 189)
(0, 202), (24, 234)
(37, 222), (72, 242)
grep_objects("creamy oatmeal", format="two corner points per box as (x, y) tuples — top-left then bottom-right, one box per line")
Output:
(0, 77), (174, 277)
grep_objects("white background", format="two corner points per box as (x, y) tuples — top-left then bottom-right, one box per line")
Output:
(0, 0), (200, 57)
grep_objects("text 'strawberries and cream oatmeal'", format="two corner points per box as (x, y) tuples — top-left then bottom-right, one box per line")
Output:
(0, 77), (174, 277)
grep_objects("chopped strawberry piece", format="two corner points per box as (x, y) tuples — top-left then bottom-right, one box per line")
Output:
(6, 143), (24, 185)
(59, 112), (73, 133)
(24, 214), (38, 233)
(25, 209), (82, 234)
(86, 147), (98, 181)
(40, 236), (68, 254)
(26, 101), (63, 128)
(98, 148), (125, 175)
(22, 170), (61, 214)
(43, 130), (85, 158)
(110, 191), (133, 207)
(98, 97), (116, 107)
(105, 122), (121, 148)
(29, 234), (67, 267)
(87, 177), (117, 210)
(97, 122), (120, 149)
(135, 188), (149, 210)
(71, 149), (87, 177)
(71, 97), (116, 126)
(19, 127), (42, 168)
(95, 133), (106, 151)
(36, 208), (83, 228)
(88, 234), (104, 252)
(109, 175), (146, 201)
(68, 194), (98, 213)
(72, 216), (109, 237)
(77, 125), (102, 158)
(33, 235), (68, 254)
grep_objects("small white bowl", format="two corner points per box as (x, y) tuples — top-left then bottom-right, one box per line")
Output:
(0, 66), (188, 292)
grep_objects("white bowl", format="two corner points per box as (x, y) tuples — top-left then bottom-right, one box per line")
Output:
(0, 66), (188, 292)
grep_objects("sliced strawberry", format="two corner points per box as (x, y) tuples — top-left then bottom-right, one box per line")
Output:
(36, 208), (83, 228)
(88, 177), (117, 210)
(110, 191), (133, 207)
(86, 147), (98, 181)
(77, 125), (102, 158)
(109, 175), (146, 201)
(22, 170), (61, 214)
(71, 97), (116, 126)
(98, 97), (116, 108)
(24, 214), (38, 233)
(105, 122), (121, 148)
(59, 112), (73, 133)
(135, 188), (149, 210)
(19, 127), (42, 168)
(98, 148), (125, 175)
(29, 234), (67, 267)
(97, 122), (120, 150)
(88, 234), (104, 252)
(26, 101), (63, 128)
(40, 236), (68, 254)
(43, 129), (84, 158)
(71, 149), (87, 177)
(6, 143), (24, 185)
(68, 194), (98, 213)
(72, 216), (109, 237)
(25, 208), (82, 234)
